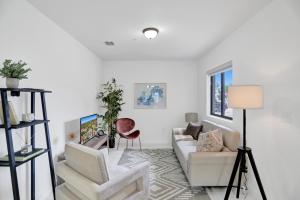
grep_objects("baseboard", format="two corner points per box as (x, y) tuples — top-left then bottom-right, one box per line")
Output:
(206, 187), (257, 200)
(116, 141), (172, 149)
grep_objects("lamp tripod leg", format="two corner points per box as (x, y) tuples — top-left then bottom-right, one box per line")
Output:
(225, 150), (242, 200)
(247, 150), (267, 200)
(236, 152), (245, 198)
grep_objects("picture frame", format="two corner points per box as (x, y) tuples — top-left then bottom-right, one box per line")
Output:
(134, 83), (167, 109)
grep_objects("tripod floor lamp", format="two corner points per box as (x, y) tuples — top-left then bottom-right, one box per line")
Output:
(224, 85), (267, 200)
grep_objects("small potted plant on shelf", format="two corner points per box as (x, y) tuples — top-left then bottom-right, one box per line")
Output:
(97, 78), (125, 148)
(0, 59), (32, 88)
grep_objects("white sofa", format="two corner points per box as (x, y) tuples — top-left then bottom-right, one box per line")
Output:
(56, 143), (150, 200)
(172, 120), (240, 186)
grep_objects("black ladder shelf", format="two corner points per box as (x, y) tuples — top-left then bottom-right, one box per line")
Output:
(0, 88), (56, 200)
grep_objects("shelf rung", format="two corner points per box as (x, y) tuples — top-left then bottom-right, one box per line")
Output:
(0, 120), (49, 129)
(0, 88), (51, 93)
(0, 149), (49, 167)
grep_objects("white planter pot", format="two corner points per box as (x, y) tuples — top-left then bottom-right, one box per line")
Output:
(6, 78), (19, 88)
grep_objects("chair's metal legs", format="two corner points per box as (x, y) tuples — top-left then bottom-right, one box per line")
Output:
(117, 136), (141, 150)
(117, 137), (121, 150)
(139, 136), (142, 150)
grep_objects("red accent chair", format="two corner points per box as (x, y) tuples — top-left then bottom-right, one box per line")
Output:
(116, 118), (141, 150)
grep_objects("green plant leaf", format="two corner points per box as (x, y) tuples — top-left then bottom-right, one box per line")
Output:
(0, 59), (31, 79)
(96, 78), (125, 138)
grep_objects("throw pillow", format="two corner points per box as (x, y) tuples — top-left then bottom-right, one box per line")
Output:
(197, 129), (223, 152)
(184, 123), (203, 140)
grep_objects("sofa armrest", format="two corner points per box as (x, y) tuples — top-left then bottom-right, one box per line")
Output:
(172, 128), (186, 135)
(187, 152), (239, 186)
(189, 151), (237, 164)
(56, 161), (150, 200)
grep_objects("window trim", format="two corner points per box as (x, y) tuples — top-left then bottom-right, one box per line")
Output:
(210, 69), (233, 120)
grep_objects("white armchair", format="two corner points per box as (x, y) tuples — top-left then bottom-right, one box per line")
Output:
(56, 142), (149, 200)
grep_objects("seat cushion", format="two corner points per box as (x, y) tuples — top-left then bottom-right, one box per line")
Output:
(221, 146), (232, 152)
(56, 184), (82, 200)
(122, 130), (140, 139)
(174, 135), (194, 142)
(177, 140), (198, 146)
(108, 165), (130, 179)
(179, 144), (197, 162)
(177, 140), (197, 162)
(65, 142), (109, 185)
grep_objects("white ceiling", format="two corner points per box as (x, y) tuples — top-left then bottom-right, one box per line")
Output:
(28, 0), (272, 60)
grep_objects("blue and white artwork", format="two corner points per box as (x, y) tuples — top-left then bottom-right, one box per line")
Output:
(134, 83), (167, 109)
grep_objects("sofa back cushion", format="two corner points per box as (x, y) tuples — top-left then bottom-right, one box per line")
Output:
(65, 142), (109, 185)
(201, 120), (240, 151)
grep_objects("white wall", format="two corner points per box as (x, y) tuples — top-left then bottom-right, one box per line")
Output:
(197, 0), (300, 199)
(0, 0), (103, 199)
(103, 61), (198, 147)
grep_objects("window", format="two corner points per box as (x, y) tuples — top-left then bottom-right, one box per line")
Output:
(210, 69), (233, 120)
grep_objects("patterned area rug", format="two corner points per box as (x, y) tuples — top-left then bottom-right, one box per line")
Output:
(118, 149), (211, 200)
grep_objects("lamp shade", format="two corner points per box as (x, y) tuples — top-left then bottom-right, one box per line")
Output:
(185, 113), (198, 123)
(228, 85), (263, 109)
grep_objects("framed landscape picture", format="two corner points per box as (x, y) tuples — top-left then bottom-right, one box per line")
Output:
(134, 83), (167, 109)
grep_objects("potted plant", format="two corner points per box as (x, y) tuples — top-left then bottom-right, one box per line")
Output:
(0, 59), (32, 88)
(97, 78), (124, 148)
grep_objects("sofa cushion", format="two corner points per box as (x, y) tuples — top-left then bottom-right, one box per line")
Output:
(108, 165), (130, 179)
(221, 147), (232, 152)
(184, 123), (203, 140)
(196, 129), (223, 152)
(176, 140), (197, 172)
(177, 141), (197, 161)
(174, 135), (194, 141)
(56, 184), (82, 200)
(65, 183), (91, 200)
(65, 142), (109, 185)
(180, 145), (197, 162)
(177, 140), (198, 147)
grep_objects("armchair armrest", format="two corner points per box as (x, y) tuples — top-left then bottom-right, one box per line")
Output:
(172, 128), (186, 135)
(96, 162), (149, 200)
(56, 161), (149, 200)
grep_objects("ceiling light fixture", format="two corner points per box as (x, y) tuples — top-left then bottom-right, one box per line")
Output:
(143, 27), (159, 39)
(104, 41), (114, 46)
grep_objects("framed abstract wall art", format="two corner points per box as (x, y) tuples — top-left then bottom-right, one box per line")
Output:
(134, 83), (167, 109)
